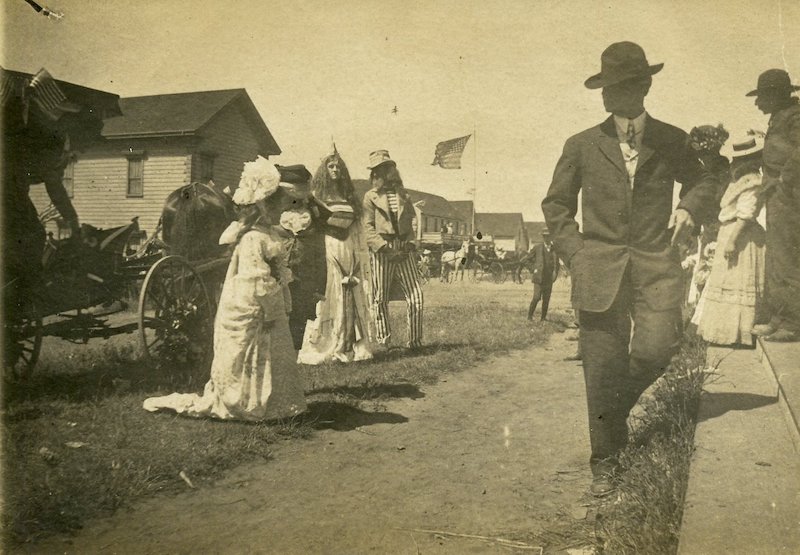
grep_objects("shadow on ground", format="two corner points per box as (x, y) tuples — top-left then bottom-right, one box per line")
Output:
(301, 400), (408, 431)
(698, 391), (778, 422)
(307, 382), (424, 401)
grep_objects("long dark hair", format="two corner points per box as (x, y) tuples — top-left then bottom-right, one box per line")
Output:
(369, 162), (406, 197)
(312, 153), (360, 216)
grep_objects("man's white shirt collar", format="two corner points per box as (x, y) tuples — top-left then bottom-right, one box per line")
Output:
(613, 111), (647, 147)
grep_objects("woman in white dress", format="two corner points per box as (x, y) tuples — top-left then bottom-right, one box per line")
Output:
(693, 136), (767, 346)
(297, 150), (376, 364)
(144, 157), (306, 421)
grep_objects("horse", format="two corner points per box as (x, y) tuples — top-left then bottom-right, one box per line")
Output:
(440, 239), (470, 283)
(160, 182), (237, 303)
(161, 182), (237, 261)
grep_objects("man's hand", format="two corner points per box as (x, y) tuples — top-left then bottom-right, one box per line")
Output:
(669, 208), (695, 247)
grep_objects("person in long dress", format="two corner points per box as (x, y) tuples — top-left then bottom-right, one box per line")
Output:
(144, 157), (306, 421)
(693, 136), (767, 346)
(298, 150), (376, 364)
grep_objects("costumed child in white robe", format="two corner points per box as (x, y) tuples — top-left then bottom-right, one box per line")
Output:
(143, 157), (306, 421)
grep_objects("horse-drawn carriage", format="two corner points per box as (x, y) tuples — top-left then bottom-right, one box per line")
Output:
(416, 236), (472, 284)
(467, 243), (534, 284)
(5, 183), (234, 381)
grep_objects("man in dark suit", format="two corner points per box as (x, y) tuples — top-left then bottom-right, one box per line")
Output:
(527, 231), (559, 321)
(542, 42), (715, 497)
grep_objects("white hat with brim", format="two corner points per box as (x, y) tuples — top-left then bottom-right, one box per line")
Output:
(724, 136), (764, 160)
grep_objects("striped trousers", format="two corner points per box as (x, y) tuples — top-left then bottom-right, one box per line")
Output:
(369, 239), (423, 348)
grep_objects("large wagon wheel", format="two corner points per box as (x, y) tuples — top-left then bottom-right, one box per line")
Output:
(490, 262), (506, 284)
(138, 256), (213, 374)
(4, 303), (43, 381)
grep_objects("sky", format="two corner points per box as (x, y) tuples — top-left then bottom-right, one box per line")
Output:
(2, 0), (799, 221)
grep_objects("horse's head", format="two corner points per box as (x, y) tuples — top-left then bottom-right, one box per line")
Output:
(161, 182), (236, 260)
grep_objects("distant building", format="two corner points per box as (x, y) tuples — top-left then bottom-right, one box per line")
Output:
(474, 212), (528, 253)
(449, 200), (474, 237)
(352, 180), (468, 244)
(30, 88), (280, 237)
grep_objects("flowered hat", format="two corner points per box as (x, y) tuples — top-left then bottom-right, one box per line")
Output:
(232, 156), (281, 206)
(689, 124), (729, 154)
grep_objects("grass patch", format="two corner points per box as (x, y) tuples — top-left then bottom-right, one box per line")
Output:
(3, 282), (566, 547)
(542, 332), (710, 554)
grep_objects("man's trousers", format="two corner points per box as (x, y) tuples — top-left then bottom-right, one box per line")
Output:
(369, 239), (423, 348)
(528, 280), (553, 320)
(578, 267), (682, 476)
(765, 189), (800, 331)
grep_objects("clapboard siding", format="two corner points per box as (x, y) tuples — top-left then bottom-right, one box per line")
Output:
(30, 148), (191, 236)
(194, 99), (268, 191)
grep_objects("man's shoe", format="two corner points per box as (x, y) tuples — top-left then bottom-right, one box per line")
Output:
(590, 475), (616, 497)
(751, 323), (778, 337)
(564, 353), (582, 361)
(763, 329), (798, 342)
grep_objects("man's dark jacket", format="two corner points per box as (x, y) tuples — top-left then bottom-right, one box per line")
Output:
(529, 242), (559, 285)
(542, 115), (716, 312)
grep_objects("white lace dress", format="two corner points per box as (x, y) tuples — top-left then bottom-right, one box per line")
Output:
(143, 226), (306, 421)
(297, 214), (376, 364)
(693, 172), (766, 345)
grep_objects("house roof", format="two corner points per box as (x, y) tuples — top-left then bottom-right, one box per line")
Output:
(352, 180), (463, 220)
(475, 212), (524, 237)
(450, 200), (474, 222)
(1, 66), (122, 118)
(101, 88), (280, 155)
(524, 221), (549, 242)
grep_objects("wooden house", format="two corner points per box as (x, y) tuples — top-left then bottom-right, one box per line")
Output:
(30, 88), (280, 238)
(474, 212), (528, 253)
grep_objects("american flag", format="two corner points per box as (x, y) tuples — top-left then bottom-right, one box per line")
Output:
(29, 68), (76, 120)
(431, 134), (471, 169)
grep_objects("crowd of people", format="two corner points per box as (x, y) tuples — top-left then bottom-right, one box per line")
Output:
(140, 41), (798, 501)
(543, 41), (799, 497)
(144, 148), (425, 421)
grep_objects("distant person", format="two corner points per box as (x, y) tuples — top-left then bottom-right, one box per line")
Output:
(274, 164), (328, 351)
(693, 136), (766, 346)
(686, 124), (731, 306)
(747, 69), (800, 343)
(362, 150), (423, 350)
(144, 158), (305, 421)
(542, 42), (716, 497)
(298, 149), (376, 364)
(527, 231), (559, 321)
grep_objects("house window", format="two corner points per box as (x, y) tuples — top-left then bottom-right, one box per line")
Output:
(196, 153), (215, 183)
(63, 157), (76, 198)
(127, 156), (144, 197)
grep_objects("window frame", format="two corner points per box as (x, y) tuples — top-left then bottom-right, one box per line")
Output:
(126, 154), (144, 198)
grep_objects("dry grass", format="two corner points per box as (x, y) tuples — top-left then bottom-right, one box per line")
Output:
(2, 281), (566, 547)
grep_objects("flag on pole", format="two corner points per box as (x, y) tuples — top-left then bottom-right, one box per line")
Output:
(431, 134), (471, 169)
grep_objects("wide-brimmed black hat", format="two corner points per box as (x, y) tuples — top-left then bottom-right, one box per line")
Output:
(584, 42), (663, 89)
(746, 69), (800, 97)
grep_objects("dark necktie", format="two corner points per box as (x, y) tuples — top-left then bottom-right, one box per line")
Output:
(626, 121), (637, 149)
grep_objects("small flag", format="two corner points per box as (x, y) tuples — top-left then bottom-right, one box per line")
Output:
(28, 68), (79, 120)
(431, 134), (471, 169)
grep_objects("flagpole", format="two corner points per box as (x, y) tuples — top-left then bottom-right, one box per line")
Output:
(471, 125), (476, 236)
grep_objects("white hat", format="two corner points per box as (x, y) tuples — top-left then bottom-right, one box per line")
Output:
(724, 135), (764, 160)
(233, 156), (280, 206)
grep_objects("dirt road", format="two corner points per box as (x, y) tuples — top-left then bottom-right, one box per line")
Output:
(29, 285), (592, 555)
